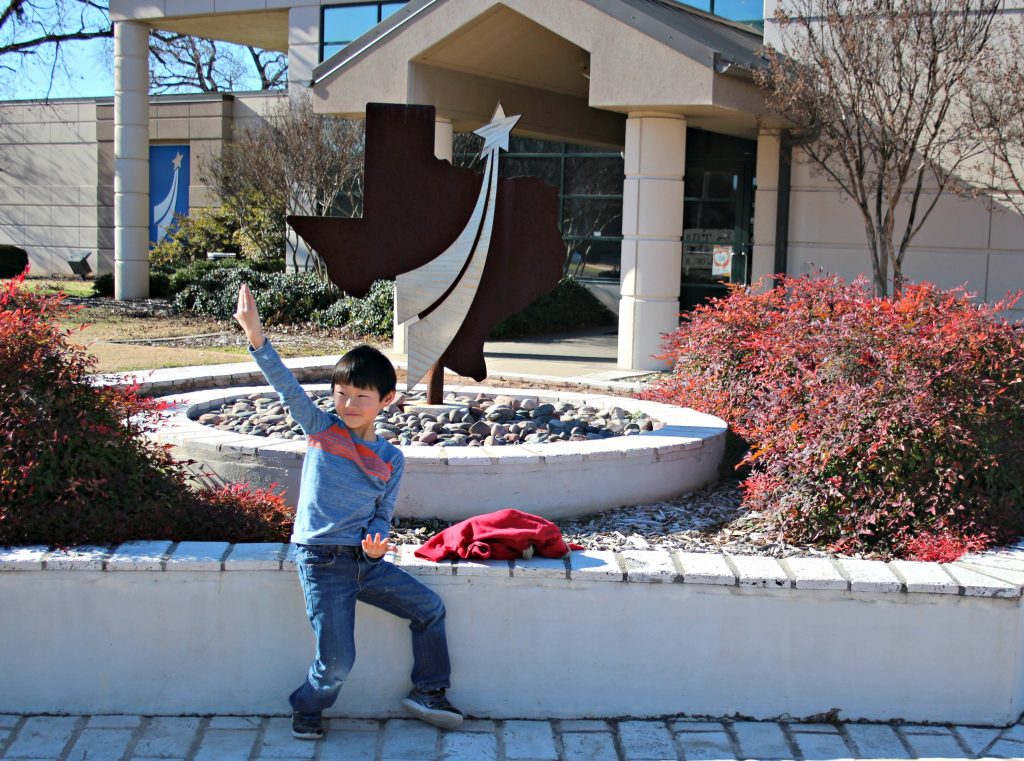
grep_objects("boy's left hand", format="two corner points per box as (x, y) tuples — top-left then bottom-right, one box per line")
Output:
(362, 533), (397, 559)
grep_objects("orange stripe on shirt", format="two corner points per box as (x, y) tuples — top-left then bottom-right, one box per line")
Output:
(308, 424), (393, 482)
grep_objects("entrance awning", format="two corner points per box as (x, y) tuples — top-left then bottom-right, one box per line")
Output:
(309, 0), (769, 143)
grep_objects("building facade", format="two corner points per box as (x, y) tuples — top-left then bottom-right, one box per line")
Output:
(3, 0), (1022, 369)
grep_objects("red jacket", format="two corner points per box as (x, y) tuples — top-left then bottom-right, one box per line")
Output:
(414, 509), (584, 561)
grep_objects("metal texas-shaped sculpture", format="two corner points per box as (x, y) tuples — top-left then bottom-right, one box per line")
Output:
(287, 103), (565, 402)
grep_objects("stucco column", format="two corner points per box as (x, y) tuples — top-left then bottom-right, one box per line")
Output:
(113, 20), (150, 300)
(751, 127), (781, 291)
(394, 116), (454, 355)
(433, 116), (454, 162)
(618, 113), (686, 370)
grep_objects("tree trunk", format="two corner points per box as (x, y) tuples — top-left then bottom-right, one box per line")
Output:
(865, 223), (888, 297)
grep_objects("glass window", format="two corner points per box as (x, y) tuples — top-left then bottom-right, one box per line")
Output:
(563, 198), (622, 239)
(508, 136), (562, 153)
(705, 170), (739, 199)
(322, 43), (346, 60)
(323, 5), (379, 46)
(500, 156), (561, 187)
(708, 0), (762, 23)
(564, 157), (624, 196)
(670, 0), (761, 28)
(566, 239), (622, 281)
(454, 131), (624, 282)
(321, 2), (406, 61)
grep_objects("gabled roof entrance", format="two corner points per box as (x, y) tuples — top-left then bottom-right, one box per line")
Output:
(311, 0), (768, 144)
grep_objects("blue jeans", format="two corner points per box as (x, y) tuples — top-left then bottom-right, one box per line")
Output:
(289, 544), (451, 715)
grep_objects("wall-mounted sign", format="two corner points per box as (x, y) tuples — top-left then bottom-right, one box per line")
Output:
(149, 145), (190, 245)
(711, 244), (733, 277)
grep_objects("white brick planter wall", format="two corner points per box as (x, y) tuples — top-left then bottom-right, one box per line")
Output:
(5, 543), (1024, 726)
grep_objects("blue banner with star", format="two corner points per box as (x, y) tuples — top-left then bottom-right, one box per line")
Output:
(149, 145), (190, 245)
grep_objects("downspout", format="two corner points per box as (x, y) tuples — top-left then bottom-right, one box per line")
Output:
(773, 129), (792, 284)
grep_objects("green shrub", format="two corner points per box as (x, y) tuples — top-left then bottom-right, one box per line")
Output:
(91, 271), (173, 298)
(0, 272), (293, 546)
(175, 266), (341, 325)
(149, 271), (171, 298)
(92, 272), (114, 297)
(166, 257), (244, 295)
(0, 245), (28, 279)
(337, 279), (394, 338)
(230, 192), (288, 266)
(638, 275), (1024, 559)
(311, 299), (352, 328)
(149, 207), (240, 270)
(489, 276), (615, 340)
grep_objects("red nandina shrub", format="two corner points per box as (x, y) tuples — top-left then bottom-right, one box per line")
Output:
(0, 272), (293, 546)
(899, 525), (991, 563)
(193, 483), (294, 543)
(639, 275), (1024, 558)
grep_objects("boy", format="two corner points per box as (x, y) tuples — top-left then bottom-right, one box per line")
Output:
(233, 283), (463, 740)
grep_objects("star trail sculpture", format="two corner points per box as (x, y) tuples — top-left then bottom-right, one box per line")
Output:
(287, 103), (565, 404)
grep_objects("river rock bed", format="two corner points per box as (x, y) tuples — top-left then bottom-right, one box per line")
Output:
(194, 390), (663, 447)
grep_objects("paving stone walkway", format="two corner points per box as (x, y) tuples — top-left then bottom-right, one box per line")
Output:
(2, 714), (1023, 761)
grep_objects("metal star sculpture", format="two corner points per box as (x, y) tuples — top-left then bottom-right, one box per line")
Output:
(288, 103), (565, 404)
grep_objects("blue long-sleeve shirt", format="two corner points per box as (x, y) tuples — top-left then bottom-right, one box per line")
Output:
(249, 340), (404, 546)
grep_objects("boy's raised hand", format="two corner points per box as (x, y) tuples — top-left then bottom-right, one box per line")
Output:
(362, 532), (397, 559)
(233, 283), (265, 349)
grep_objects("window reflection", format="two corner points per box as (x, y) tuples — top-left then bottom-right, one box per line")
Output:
(321, 2), (406, 61)
(454, 134), (625, 283)
(668, 0), (762, 28)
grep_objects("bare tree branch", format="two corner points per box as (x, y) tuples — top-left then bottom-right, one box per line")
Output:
(202, 93), (363, 274)
(246, 45), (285, 90)
(757, 0), (1001, 295)
(973, 18), (1024, 220)
(0, 0), (111, 97)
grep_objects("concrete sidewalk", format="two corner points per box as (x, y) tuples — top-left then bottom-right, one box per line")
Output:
(386, 328), (660, 385)
(3, 714), (1023, 761)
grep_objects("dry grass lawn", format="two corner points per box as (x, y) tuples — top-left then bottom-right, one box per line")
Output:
(13, 277), (363, 374)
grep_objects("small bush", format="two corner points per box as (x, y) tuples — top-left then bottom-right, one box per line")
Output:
(311, 299), (351, 328)
(335, 279), (394, 338)
(0, 273), (293, 546)
(165, 257), (244, 295)
(149, 271), (171, 298)
(92, 271), (173, 298)
(149, 207), (240, 270)
(188, 483), (294, 544)
(174, 266), (341, 325)
(489, 276), (615, 340)
(0, 245), (28, 279)
(92, 272), (114, 297)
(899, 525), (991, 563)
(638, 275), (1024, 559)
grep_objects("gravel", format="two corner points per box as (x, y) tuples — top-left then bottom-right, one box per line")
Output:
(196, 390), (663, 447)
(393, 479), (838, 559)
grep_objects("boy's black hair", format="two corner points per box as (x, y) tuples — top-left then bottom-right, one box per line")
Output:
(331, 344), (397, 399)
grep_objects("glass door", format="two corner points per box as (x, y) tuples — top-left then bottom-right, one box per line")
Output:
(681, 131), (756, 310)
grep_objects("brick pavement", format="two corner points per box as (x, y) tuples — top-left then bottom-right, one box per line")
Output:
(1, 714), (1022, 760)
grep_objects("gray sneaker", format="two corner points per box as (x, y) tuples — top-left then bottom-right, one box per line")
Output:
(291, 710), (324, 740)
(401, 688), (464, 729)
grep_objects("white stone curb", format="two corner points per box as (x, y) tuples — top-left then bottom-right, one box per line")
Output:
(4, 544), (1021, 598)
(94, 356), (645, 397)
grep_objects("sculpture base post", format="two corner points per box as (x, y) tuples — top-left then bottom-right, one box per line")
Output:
(426, 362), (445, 406)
